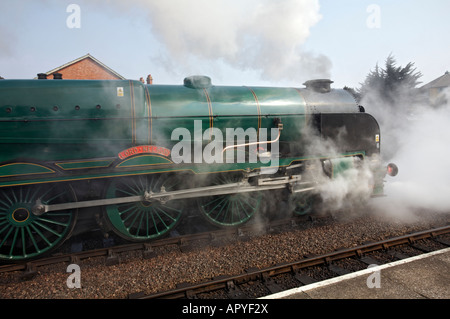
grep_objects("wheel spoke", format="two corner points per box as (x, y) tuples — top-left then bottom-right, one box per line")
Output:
(103, 175), (182, 241)
(26, 225), (40, 255)
(198, 173), (261, 227)
(204, 196), (227, 216)
(150, 208), (159, 235)
(118, 204), (136, 216)
(9, 228), (19, 257)
(135, 211), (146, 236)
(30, 223), (52, 247)
(0, 199), (11, 210)
(122, 207), (139, 223)
(0, 227), (13, 249)
(21, 228), (26, 257)
(43, 190), (68, 204)
(154, 207), (169, 230)
(0, 183), (77, 261)
(237, 198), (251, 219)
(38, 217), (70, 227)
(126, 208), (142, 231)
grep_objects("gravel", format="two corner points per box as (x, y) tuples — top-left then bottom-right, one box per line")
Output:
(1, 209), (448, 299)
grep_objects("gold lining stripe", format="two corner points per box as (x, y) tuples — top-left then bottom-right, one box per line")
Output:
(145, 86), (152, 144)
(129, 81), (136, 145)
(294, 88), (309, 126)
(0, 162), (55, 177)
(117, 154), (174, 168)
(0, 152), (366, 188)
(55, 159), (114, 170)
(203, 88), (213, 140)
(246, 87), (261, 138)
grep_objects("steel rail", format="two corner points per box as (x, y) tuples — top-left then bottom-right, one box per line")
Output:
(133, 225), (450, 299)
(0, 215), (308, 273)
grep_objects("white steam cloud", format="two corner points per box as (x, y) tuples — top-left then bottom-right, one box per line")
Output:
(299, 123), (379, 215)
(377, 89), (450, 214)
(126, 0), (331, 81)
(365, 85), (450, 220)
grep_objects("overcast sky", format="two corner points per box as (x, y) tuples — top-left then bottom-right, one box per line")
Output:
(0, 0), (448, 89)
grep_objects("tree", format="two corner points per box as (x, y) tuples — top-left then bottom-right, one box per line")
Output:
(358, 54), (422, 109)
(358, 55), (423, 161)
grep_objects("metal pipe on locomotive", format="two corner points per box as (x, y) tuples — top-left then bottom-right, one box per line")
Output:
(0, 74), (397, 262)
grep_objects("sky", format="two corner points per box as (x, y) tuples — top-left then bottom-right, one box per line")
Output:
(0, 0), (449, 89)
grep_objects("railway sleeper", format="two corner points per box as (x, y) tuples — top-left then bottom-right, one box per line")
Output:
(20, 262), (38, 281)
(261, 272), (283, 294)
(105, 249), (120, 266)
(359, 256), (380, 266)
(294, 272), (318, 285)
(143, 244), (156, 259)
(434, 237), (450, 247)
(327, 263), (352, 276)
(226, 280), (247, 299)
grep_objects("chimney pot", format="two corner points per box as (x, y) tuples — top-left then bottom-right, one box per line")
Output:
(147, 74), (153, 85)
(37, 73), (48, 80)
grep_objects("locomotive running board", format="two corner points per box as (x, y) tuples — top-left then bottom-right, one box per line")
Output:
(32, 176), (316, 215)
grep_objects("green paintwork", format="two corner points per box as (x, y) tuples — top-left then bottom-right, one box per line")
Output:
(0, 183), (76, 260)
(328, 157), (356, 178)
(0, 77), (382, 194)
(103, 174), (182, 241)
(290, 192), (314, 216)
(0, 80), (143, 145)
(0, 151), (366, 188)
(197, 173), (262, 227)
(199, 192), (262, 227)
(0, 162), (54, 177)
(0, 76), (388, 261)
(55, 159), (114, 170)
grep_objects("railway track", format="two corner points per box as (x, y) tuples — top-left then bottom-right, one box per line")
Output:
(1, 211), (449, 299)
(130, 225), (450, 299)
(0, 215), (310, 276)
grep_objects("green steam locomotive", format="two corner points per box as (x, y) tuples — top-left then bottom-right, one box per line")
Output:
(0, 75), (397, 261)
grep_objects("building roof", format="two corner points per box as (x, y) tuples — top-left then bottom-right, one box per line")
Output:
(45, 53), (125, 80)
(421, 71), (450, 89)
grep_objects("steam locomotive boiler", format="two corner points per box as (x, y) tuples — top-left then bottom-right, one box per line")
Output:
(0, 75), (397, 261)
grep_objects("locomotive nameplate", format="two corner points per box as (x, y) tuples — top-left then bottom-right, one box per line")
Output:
(118, 145), (171, 160)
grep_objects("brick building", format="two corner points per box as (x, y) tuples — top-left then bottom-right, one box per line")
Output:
(420, 71), (450, 106)
(43, 53), (125, 80)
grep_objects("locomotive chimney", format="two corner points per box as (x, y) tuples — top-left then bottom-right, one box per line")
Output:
(146, 74), (153, 85)
(303, 79), (333, 93)
(37, 73), (48, 80)
(53, 73), (63, 80)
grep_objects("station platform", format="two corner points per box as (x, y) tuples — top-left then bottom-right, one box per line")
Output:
(262, 247), (450, 299)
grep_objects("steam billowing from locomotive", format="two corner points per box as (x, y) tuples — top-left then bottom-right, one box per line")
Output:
(94, 0), (331, 82)
(364, 85), (450, 220)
